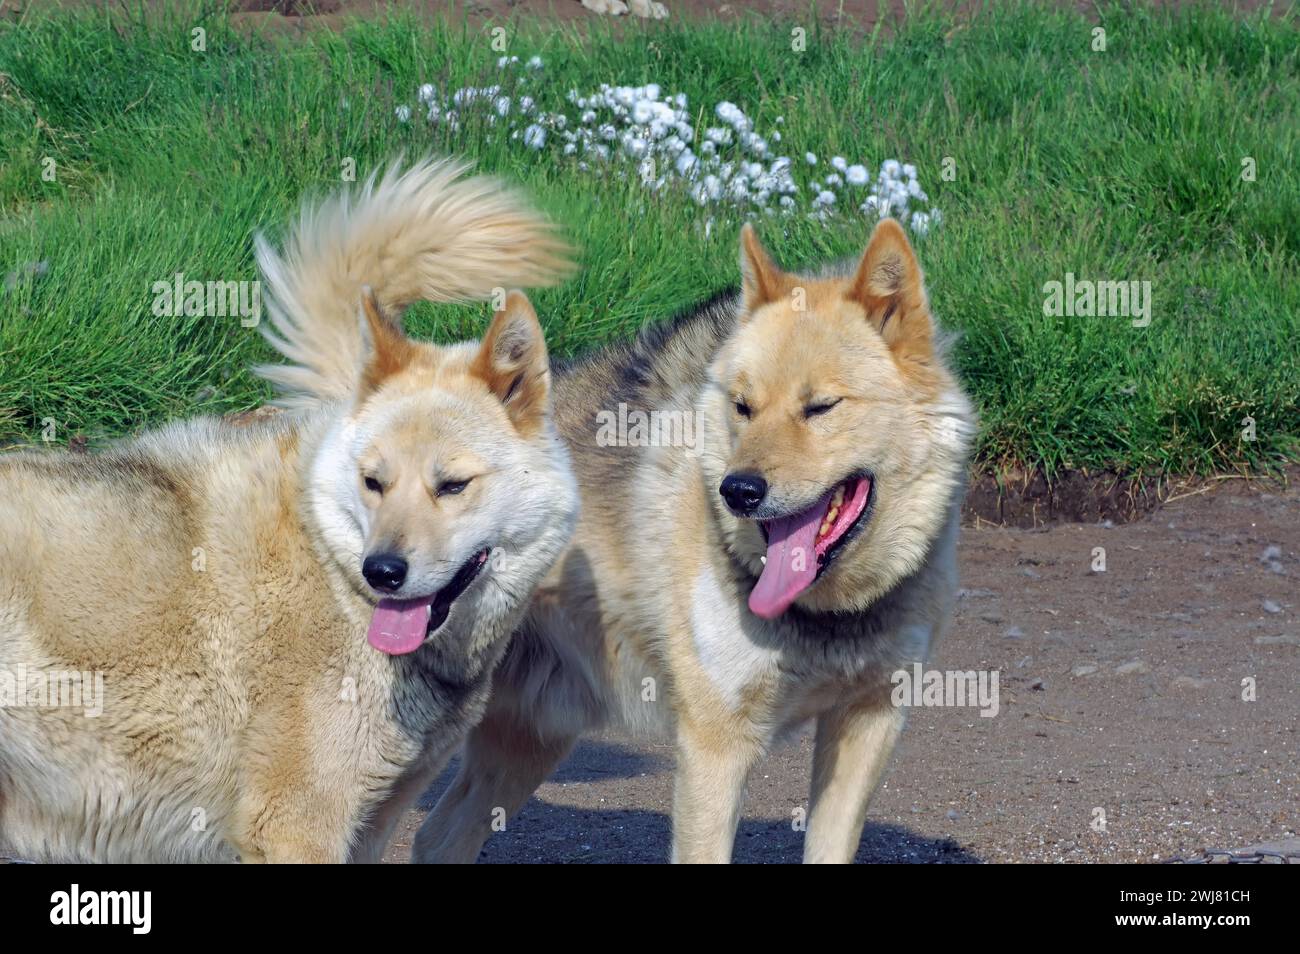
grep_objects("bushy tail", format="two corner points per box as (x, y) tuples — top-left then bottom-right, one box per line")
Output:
(254, 157), (572, 407)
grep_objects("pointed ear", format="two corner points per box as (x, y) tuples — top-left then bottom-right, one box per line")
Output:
(357, 287), (419, 400)
(470, 291), (551, 437)
(846, 218), (934, 366)
(739, 223), (787, 312)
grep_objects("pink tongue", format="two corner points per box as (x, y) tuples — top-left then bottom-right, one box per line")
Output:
(367, 598), (433, 655)
(748, 491), (831, 620)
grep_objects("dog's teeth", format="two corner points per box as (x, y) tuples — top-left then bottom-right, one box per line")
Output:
(818, 519), (832, 537)
(832, 486), (845, 507)
(826, 506), (839, 523)
(760, 555), (767, 565)
(424, 604), (432, 619)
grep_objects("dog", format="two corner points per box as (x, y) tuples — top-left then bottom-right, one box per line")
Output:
(414, 218), (975, 863)
(0, 158), (578, 862)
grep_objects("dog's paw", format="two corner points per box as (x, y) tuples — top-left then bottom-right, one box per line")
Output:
(582, 0), (630, 15)
(628, 0), (669, 17)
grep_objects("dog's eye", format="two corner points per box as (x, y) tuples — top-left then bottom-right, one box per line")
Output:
(804, 399), (841, 419)
(363, 476), (383, 495)
(734, 400), (752, 419)
(438, 478), (471, 497)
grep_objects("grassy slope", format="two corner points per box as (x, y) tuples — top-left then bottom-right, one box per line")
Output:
(0, 2), (1297, 475)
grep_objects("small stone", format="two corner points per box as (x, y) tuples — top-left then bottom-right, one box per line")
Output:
(1019, 567), (1042, 580)
(1071, 664), (1099, 677)
(1255, 634), (1300, 647)
(1027, 678), (1046, 691)
(1263, 600), (1282, 614)
(1172, 676), (1213, 691)
(1003, 626), (1025, 640)
(946, 809), (961, 821)
(1116, 660), (1149, 676)
(1261, 545), (1282, 563)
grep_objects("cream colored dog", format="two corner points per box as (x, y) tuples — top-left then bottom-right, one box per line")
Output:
(416, 220), (974, 863)
(0, 159), (578, 862)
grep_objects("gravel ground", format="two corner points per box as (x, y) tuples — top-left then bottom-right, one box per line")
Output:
(384, 476), (1299, 863)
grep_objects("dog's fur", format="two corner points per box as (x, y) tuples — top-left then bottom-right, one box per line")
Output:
(415, 219), (974, 863)
(0, 159), (578, 862)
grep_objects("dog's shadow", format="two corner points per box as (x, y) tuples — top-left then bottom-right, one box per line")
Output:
(418, 738), (982, 864)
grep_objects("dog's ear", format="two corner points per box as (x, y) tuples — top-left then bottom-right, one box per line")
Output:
(357, 287), (419, 401)
(845, 218), (934, 368)
(739, 223), (788, 312)
(471, 291), (550, 437)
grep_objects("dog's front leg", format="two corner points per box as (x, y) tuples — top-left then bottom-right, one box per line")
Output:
(803, 703), (904, 864)
(670, 718), (760, 864)
(233, 788), (354, 864)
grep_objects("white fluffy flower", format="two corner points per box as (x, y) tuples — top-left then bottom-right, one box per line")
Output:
(523, 125), (546, 149)
(394, 104), (412, 123)
(846, 164), (869, 186)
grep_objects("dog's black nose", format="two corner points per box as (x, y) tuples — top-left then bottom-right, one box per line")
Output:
(362, 553), (408, 592)
(720, 473), (768, 515)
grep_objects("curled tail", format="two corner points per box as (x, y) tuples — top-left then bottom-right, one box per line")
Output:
(254, 157), (572, 407)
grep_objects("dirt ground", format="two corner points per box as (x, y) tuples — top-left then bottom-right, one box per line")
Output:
(383, 475), (1299, 863)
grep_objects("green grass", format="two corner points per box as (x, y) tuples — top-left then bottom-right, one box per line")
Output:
(1, 1), (1298, 476)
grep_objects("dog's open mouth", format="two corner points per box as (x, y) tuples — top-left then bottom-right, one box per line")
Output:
(749, 474), (873, 620)
(366, 549), (490, 656)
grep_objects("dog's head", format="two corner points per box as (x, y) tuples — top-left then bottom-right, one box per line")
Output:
(706, 220), (973, 619)
(310, 289), (574, 655)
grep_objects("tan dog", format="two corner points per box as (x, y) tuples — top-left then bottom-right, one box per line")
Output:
(0, 159), (578, 862)
(415, 219), (974, 863)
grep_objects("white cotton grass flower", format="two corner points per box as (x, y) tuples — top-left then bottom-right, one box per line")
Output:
(402, 74), (939, 230)
(523, 125), (546, 149)
(394, 104), (412, 123)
